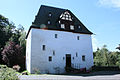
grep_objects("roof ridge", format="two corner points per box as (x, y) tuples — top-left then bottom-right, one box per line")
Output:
(41, 5), (67, 10)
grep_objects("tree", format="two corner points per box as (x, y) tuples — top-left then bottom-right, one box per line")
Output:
(116, 44), (120, 50)
(0, 14), (15, 52)
(0, 14), (16, 64)
(94, 45), (120, 67)
(94, 45), (110, 66)
(1, 41), (25, 71)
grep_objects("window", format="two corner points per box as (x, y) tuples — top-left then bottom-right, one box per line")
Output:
(82, 55), (85, 61)
(77, 36), (80, 40)
(73, 57), (74, 60)
(42, 45), (45, 51)
(49, 56), (52, 61)
(61, 24), (65, 29)
(55, 34), (57, 38)
(76, 52), (78, 57)
(78, 26), (81, 29)
(53, 50), (55, 56)
(63, 57), (65, 60)
(70, 25), (74, 30)
(49, 12), (52, 17)
(48, 21), (51, 24)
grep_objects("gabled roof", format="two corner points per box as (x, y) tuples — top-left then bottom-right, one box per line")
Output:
(26, 5), (93, 38)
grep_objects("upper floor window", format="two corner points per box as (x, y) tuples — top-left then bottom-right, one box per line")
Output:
(60, 11), (72, 21)
(53, 50), (55, 56)
(70, 25), (74, 30)
(42, 45), (45, 51)
(61, 24), (65, 29)
(77, 36), (80, 40)
(82, 55), (85, 61)
(76, 52), (78, 57)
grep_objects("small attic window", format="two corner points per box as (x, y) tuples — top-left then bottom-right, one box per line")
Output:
(49, 12), (52, 17)
(70, 25), (74, 30)
(61, 24), (65, 29)
(78, 26), (81, 29)
(48, 20), (51, 24)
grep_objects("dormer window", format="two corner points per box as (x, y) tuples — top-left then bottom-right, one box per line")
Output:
(48, 12), (52, 17)
(78, 26), (81, 29)
(61, 24), (65, 29)
(70, 25), (74, 30)
(48, 20), (51, 24)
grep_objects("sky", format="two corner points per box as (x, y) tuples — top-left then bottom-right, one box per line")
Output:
(0, 0), (120, 51)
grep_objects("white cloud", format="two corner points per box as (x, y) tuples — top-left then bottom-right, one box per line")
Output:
(92, 35), (99, 51)
(98, 0), (120, 8)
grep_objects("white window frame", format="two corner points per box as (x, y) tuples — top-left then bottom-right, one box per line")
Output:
(70, 25), (74, 30)
(61, 24), (65, 29)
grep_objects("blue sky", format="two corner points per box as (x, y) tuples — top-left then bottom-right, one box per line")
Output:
(0, 0), (120, 51)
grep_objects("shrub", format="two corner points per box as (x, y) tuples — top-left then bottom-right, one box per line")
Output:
(2, 41), (25, 71)
(0, 65), (19, 80)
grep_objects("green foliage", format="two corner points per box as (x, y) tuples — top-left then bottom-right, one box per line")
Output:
(0, 14), (26, 69)
(21, 70), (30, 75)
(0, 14), (15, 53)
(94, 45), (120, 67)
(0, 65), (19, 80)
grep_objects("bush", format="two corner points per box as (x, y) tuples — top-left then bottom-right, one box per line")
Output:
(2, 41), (25, 71)
(0, 65), (19, 80)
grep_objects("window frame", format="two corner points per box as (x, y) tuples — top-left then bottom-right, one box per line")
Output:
(61, 24), (65, 29)
(70, 25), (74, 30)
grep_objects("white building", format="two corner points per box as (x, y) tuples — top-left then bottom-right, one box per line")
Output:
(26, 5), (93, 74)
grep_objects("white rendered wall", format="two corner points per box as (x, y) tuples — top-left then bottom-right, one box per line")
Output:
(26, 30), (32, 73)
(27, 28), (93, 74)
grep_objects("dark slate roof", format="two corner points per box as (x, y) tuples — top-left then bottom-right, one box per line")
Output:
(26, 5), (93, 38)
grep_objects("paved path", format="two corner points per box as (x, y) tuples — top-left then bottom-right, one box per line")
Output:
(19, 71), (120, 80)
